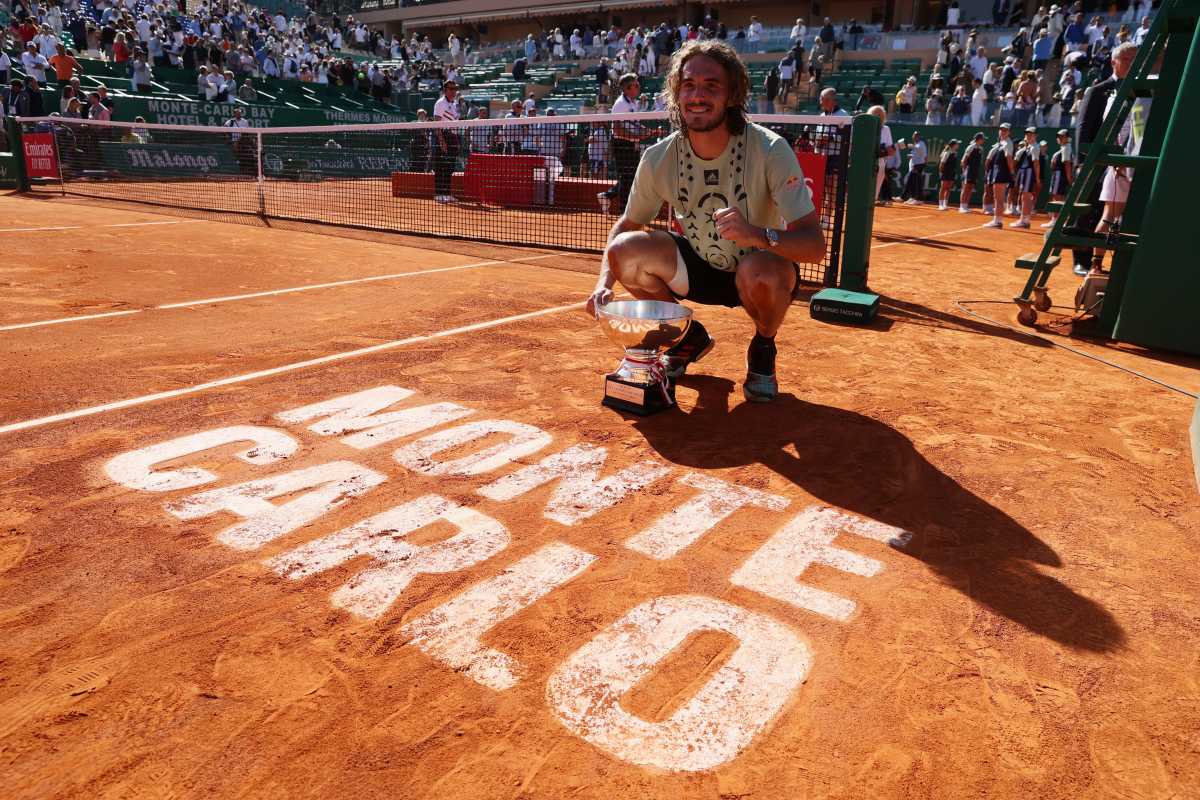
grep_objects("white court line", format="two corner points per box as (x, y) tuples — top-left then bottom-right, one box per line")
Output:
(105, 221), (197, 228)
(0, 225), (80, 233)
(0, 309), (142, 332)
(1, 254), (561, 330)
(158, 254), (558, 309)
(871, 223), (990, 250)
(0, 220), (195, 233)
(0, 299), (586, 435)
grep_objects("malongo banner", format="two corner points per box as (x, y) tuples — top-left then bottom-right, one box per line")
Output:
(100, 142), (240, 177)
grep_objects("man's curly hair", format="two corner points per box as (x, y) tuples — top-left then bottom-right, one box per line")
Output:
(664, 39), (750, 135)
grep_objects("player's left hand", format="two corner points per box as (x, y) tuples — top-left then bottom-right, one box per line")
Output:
(712, 207), (766, 248)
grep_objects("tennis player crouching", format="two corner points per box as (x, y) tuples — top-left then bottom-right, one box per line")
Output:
(586, 40), (825, 402)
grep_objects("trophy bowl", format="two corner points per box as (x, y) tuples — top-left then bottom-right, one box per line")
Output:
(596, 300), (693, 415)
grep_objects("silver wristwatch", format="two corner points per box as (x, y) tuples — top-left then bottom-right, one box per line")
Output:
(764, 228), (780, 248)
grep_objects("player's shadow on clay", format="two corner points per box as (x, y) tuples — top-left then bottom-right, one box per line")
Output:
(632, 375), (1125, 653)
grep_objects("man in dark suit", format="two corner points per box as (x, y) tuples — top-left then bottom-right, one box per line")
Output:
(1070, 41), (1136, 275)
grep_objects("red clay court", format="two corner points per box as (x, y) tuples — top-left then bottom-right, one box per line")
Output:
(1, 193), (1198, 799)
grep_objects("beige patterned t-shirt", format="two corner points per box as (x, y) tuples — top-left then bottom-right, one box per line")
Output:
(624, 122), (817, 271)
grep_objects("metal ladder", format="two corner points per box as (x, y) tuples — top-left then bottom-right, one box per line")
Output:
(1012, 0), (1199, 326)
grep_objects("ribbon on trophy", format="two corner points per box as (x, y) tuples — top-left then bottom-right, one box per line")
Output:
(622, 353), (673, 404)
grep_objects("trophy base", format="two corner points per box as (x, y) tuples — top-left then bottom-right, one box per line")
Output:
(602, 374), (675, 416)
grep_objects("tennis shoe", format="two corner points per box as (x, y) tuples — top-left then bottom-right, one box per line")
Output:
(662, 320), (714, 380)
(743, 337), (778, 403)
(983, 219), (1003, 228)
(959, 206), (971, 213)
(1010, 219), (1030, 229)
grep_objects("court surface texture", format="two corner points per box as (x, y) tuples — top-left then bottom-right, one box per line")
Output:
(1, 193), (1198, 800)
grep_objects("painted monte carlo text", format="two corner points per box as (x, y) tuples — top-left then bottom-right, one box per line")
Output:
(103, 385), (909, 773)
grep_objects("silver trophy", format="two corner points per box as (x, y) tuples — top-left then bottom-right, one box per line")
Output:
(596, 300), (693, 415)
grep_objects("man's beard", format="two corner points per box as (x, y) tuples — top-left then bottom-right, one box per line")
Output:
(682, 106), (728, 133)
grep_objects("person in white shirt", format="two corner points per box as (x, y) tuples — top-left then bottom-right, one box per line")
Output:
(587, 122), (610, 178)
(47, 5), (64, 36)
(747, 17), (764, 51)
(778, 55), (795, 104)
(36, 28), (60, 59)
(790, 19), (806, 45)
(637, 47), (655, 76)
(970, 47), (989, 81)
(135, 15), (152, 43)
(868, 105), (892, 203)
(205, 68), (223, 101)
(501, 99), (524, 154)
(224, 106), (254, 174)
(605, 72), (655, 211)
(971, 79), (988, 124)
(523, 93), (536, 114)
(0, 52), (11, 85)
(431, 80), (461, 203)
(1133, 16), (1151, 45)
(1031, 6), (1047, 32)
(537, 108), (566, 202)
(468, 106), (494, 154)
(22, 45), (50, 85)
(520, 106), (540, 154)
(570, 29), (583, 58)
(1046, 6), (1065, 39)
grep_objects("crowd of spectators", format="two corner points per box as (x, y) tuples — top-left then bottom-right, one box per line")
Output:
(3, 0), (469, 117)
(4, 0), (1162, 132)
(882, 2), (1155, 128)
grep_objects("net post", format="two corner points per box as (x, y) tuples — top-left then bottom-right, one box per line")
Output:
(256, 129), (265, 217)
(7, 117), (29, 193)
(838, 113), (880, 292)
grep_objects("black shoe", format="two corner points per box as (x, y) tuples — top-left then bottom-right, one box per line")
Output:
(744, 336), (778, 403)
(663, 320), (715, 379)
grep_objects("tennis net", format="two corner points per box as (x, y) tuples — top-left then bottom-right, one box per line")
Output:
(19, 112), (852, 285)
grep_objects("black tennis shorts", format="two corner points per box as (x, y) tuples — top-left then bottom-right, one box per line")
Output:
(668, 233), (800, 308)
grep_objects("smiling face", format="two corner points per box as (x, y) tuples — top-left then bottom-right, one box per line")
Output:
(677, 54), (731, 133)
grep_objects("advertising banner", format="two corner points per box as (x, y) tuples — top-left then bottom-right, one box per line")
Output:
(100, 141), (240, 177)
(23, 132), (59, 179)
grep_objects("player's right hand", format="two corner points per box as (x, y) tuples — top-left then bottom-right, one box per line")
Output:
(586, 287), (614, 319)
